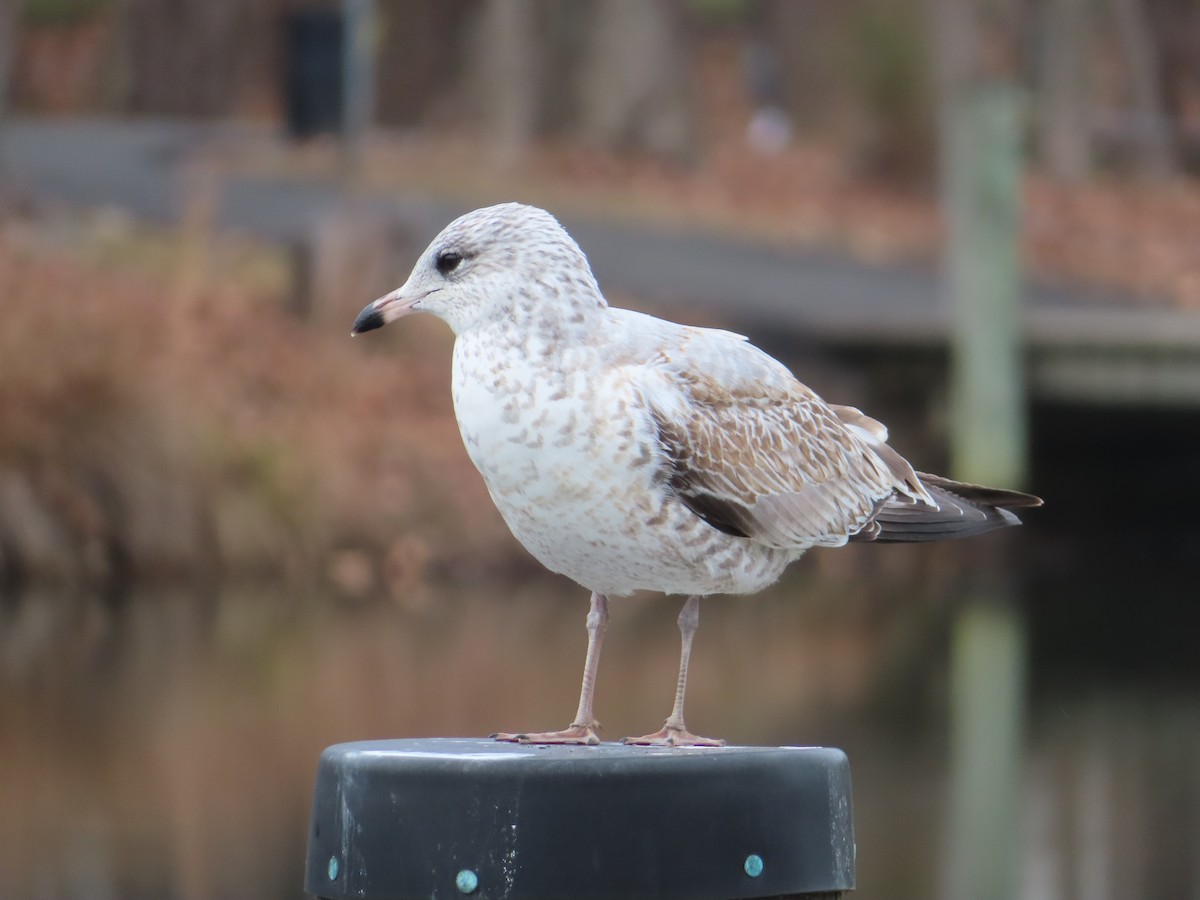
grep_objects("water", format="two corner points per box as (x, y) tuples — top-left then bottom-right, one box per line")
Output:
(2, 566), (1197, 899)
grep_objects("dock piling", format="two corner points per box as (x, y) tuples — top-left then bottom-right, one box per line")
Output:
(304, 738), (854, 899)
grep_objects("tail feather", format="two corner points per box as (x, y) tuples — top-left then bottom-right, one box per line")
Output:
(852, 473), (1042, 543)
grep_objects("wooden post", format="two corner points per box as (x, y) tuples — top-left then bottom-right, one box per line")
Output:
(942, 81), (1029, 900)
(946, 581), (1027, 900)
(947, 83), (1025, 490)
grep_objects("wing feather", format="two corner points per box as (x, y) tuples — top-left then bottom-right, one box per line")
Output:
(610, 310), (1034, 549)
(631, 328), (930, 550)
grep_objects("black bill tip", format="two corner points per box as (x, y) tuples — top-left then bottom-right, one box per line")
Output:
(351, 304), (385, 336)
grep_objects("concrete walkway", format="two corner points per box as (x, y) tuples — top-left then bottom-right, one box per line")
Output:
(0, 121), (1135, 328)
(7, 118), (1200, 404)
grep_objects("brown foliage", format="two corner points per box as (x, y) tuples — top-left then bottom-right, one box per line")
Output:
(0, 214), (519, 591)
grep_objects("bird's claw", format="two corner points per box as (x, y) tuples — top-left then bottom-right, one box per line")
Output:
(491, 723), (602, 746)
(622, 723), (725, 748)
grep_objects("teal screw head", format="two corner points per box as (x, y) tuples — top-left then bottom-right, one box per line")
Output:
(455, 868), (479, 894)
(744, 853), (764, 877)
(327, 856), (340, 881)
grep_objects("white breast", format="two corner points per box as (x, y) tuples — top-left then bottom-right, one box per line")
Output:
(449, 324), (795, 597)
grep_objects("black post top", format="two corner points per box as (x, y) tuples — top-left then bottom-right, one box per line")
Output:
(304, 738), (854, 900)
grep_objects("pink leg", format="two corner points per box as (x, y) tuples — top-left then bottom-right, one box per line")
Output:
(493, 592), (608, 745)
(623, 596), (725, 747)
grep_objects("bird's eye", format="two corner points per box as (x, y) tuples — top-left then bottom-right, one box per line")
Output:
(435, 250), (463, 275)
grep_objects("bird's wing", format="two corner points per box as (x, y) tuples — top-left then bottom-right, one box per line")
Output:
(628, 324), (932, 549)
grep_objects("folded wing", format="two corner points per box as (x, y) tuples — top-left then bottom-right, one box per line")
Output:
(631, 325), (1039, 549)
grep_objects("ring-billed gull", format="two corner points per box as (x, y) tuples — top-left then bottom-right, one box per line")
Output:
(352, 202), (1041, 747)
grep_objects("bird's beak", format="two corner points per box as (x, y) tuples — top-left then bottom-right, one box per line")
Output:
(351, 287), (426, 335)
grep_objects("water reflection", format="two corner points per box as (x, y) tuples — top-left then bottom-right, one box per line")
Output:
(1, 579), (1197, 899)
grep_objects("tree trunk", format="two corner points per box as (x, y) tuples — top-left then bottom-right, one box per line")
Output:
(577, 0), (695, 163)
(1038, 0), (1092, 181)
(467, 0), (539, 168)
(124, 0), (278, 117)
(1143, 0), (1200, 169)
(0, 0), (15, 208)
(373, 1), (473, 127)
(1110, 0), (1176, 178)
(760, 0), (842, 130)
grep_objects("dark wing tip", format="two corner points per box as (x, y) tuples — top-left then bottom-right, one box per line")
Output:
(857, 474), (1041, 543)
(915, 473), (1043, 510)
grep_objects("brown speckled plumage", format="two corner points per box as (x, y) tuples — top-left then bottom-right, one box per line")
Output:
(352, 202), (1041, 746)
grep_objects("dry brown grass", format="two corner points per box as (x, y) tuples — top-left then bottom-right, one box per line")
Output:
(0, 212), (521, 591)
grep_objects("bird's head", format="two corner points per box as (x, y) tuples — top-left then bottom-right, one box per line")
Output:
(352, 203), (604, 338)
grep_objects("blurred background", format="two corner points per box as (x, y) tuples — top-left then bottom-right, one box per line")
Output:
(2, 0), (1200, 898)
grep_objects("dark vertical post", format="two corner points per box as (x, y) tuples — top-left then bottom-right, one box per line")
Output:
(304, 739), (855, 899)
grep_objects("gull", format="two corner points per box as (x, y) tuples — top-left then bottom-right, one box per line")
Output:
(352, 202), (1041, 747)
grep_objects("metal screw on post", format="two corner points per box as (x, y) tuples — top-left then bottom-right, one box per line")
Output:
(304, 739), (855, 899)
